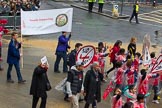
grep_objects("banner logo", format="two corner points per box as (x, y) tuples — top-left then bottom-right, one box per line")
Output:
(56, 14), (68, 27)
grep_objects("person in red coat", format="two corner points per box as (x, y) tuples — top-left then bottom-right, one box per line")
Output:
(106, 40), (122, 75)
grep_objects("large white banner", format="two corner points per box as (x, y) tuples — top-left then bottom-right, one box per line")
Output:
(21, 8), (73, 35)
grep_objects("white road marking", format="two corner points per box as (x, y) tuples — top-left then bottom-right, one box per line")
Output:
(119, 19), (162, 28)
(139, 9), (162, 16)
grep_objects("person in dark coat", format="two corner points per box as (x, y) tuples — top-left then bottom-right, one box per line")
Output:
(30, 63), (50, 108)
(84, 62), (101, 108)
(54, 31), (71, 73)
(7, 32), (26, 83)
(68, 43), (83, 68)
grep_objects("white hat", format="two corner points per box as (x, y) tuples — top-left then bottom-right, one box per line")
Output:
(76, 61), (84, 66)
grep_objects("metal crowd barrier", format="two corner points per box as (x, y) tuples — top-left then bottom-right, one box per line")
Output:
(0, 15), (20, 30)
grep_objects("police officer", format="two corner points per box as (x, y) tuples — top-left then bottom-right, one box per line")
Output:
(88, 0), (96, 12)
(98, 0), (104, 13)
(129, 1), (139, 24)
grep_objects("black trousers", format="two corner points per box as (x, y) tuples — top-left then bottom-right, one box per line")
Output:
(129, 11), (139, 23)
(106, 60), (116, 74)
(54, 51), (67, 72)
(84, 101), (96, 108)
(32, 96), (47, 108)
(88, 2), (94, 12)
(98, 3), (104, 13)
(153, 86), (159, 100)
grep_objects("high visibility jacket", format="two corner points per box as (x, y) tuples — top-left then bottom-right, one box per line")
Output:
(133, 4), (139, 13)
(136, 4), (139, 12)
(98, 0), (104, 3)
(87, 0), (96, 2)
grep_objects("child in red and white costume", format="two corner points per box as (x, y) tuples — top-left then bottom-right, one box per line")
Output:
(92, 45), (108, 82)
(138, 69), (159, 95)
(115, 62), (125, 90)
(116, 48), (126, 64)
(125, 60), (135, 86)
(133, 94), (145, 108)
(97, 42), (109, 81)
(133, 52), (142, 84)
(133, 52), (142, 72)
(111, 88), (123, 108)
(138, 69), (160, 108)
(124, 85), (137, 103)
(149, 52), (160, 104)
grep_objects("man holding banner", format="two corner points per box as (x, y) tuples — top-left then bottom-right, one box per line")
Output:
(54, 32), (71, 73)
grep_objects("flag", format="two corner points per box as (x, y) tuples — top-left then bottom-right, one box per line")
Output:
(21, 8), (73, 35)
(151, 55), (162, 73)
(142, 34), (151, 55)
(143, 46), (151, 66)
(103, 81), (114, 100)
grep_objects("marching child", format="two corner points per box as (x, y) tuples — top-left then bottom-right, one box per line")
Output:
(124, 85), (137, 103)
(125, 60), (135, 86)
(149, 52), (159, 104)
(133, 52), (142, 84)
(138, 69), (160, 107)
(112, 88), (123, 108)
(133, 94), (145, 108)
(97, 42), (109, 82)
(115, 62), (125, 90)
(138, 69), (159, 95)
(116, 48), (126, 64)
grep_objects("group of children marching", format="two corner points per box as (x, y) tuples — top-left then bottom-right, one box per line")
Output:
(93, 37), (162, 108)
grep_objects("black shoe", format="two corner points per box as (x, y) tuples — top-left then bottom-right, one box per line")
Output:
(79, 98), (84, 102)
(0, 68), (3, 71)
(54, 70), (61, 73)
(136, 22), (140, 24)
(18, 79), (26, 84)
(64, 97), (70, 102)
(7, 79), (14, 83)
(63, 71), (68, 73)
(129, 20), (132, 23)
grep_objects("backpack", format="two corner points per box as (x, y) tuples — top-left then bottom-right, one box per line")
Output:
(67, 50), (76, 66)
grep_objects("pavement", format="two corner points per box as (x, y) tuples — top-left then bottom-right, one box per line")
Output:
(0, 0), (162, 108)
(1, 36), (162, 108)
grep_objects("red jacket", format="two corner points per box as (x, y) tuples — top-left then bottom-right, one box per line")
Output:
(153, 77), (159, 86)
(160, 75), (162, 81)
(110, 45), (120, 63)
(116, 68), (124, 85)
(112, 95), (122, 108)
(133, 102), (144, 108)
(127, 66), (135, 85)
(138, 74), (158, 94)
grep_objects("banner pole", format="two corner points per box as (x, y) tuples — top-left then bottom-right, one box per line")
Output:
(20, 9), (23, 69)
(21, 33), (23, 69)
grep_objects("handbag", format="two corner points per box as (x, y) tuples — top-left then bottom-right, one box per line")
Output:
(43, 73), (52, 91)
(46, 82), (52, 91)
